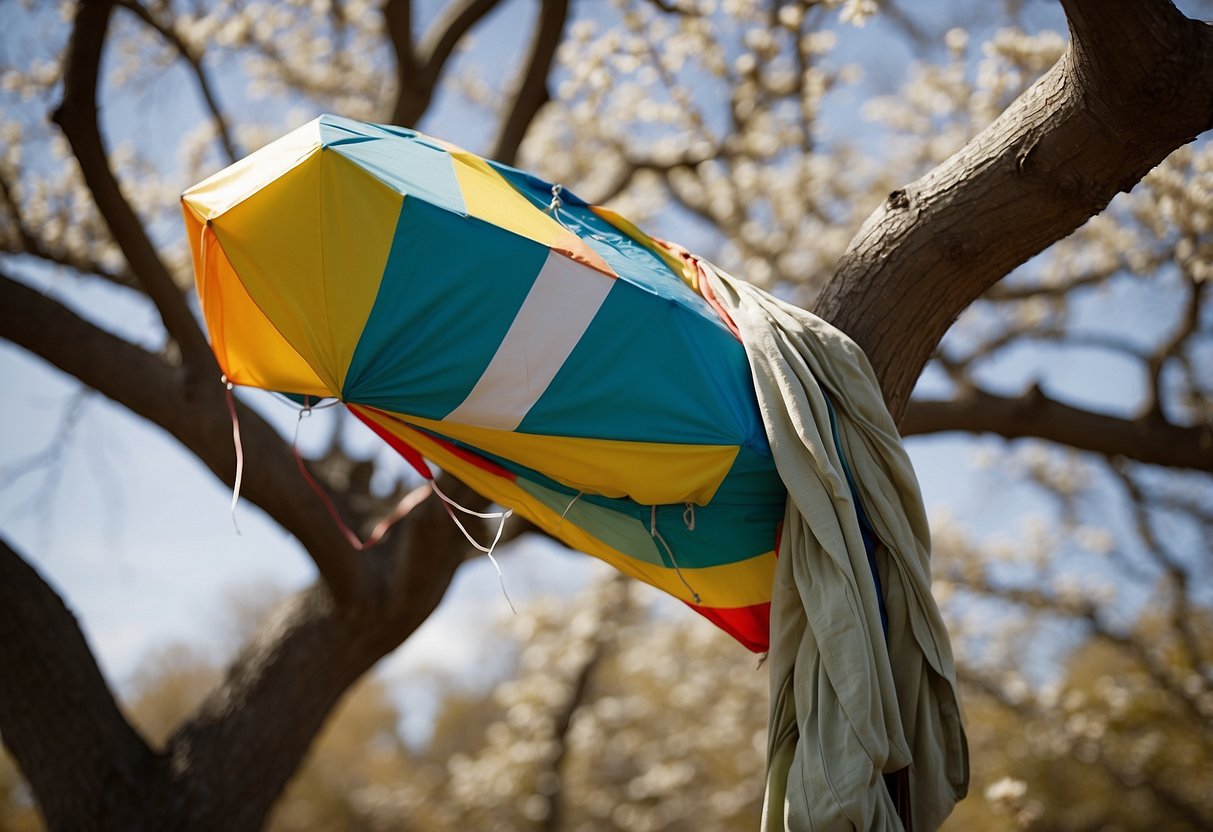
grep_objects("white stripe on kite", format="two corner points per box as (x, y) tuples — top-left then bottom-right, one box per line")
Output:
(444, 250), (613, 431)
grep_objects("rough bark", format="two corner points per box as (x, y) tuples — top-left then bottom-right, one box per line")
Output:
(0, 497), (469, 830)
(0, 539), (160, 830)
(152, 487), (468, 830)
(815, 0), (1213, 423)
(160, 473), (471, 827)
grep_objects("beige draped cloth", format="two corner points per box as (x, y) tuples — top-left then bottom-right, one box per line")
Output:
(699, 264), (969, 831)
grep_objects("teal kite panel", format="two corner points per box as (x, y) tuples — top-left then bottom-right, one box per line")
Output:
(518, 278), (766, 449)
(343, 198), (548, 416)
(487, 162), (724, 328)
(319, 115), (466, 217)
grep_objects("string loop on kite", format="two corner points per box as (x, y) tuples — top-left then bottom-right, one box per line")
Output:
(431, 479), (516, 614)
(683, 502), (696, 531)
(544, 182), (581, 236)
(289, 407), (427, 551)
(650, 505), (701, 605)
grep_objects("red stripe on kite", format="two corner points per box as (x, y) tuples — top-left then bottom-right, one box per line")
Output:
(690, 601), (771, 653)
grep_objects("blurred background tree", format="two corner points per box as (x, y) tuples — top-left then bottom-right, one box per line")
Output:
(1, 0), (1210, 829)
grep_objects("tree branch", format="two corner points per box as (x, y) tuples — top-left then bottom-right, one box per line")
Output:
(0, 537), (160, 829)
(539, 578), (622, 832)
(389, 0), (503, 127)
(51, 0), (213, 370)
(2, 271), (495, 825)
(0, 272), (372, 607)
(1146, 272), (1204, 420)
(491, 0), (570, 165)
(157, 474), (474, 829)
(815, 0), (1213, 421)
(113, 0), (239, 165)
(383, 0), (418, 90)
(902, 386), (1213, 471)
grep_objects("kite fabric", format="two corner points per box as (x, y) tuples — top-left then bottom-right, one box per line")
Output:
(693, 261), (969, 831)
(185, 113), (968, 829)
(182, 114), (785, 651)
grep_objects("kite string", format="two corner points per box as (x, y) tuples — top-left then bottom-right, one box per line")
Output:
(223, 376), (243, 535)
(281, 407), (516, 611)
(431, 478), (516, 614)
(555, 490), (585, 531)
(544, 183), (578, 235)
(289, 406), (427, 551)
(292, 407), (368, 550)
(225, 393), (515, 605)
(650, 505), (701, 605)
(683, 502), (696, 531)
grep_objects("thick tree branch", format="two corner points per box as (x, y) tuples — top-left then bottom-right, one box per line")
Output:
(114, 0), (239, 165)
(0, 537), (160, 830)
(491, 0), (569, 165)
(383, 0), (418, 85)
(0, 513), (469, 830)
(2, 272), (491, 825)
(51, 0), (212, 370)
(0, 273), (372, 607)
(389, 0), (503, 127)
(160, 513), (465, 829)
(154, 471), (476, 829)
(815, 0), (1213, 422)
(902, 386), (1213, 471)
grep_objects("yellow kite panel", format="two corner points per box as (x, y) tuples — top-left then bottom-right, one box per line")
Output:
(449, 150), (614, 276)
(184, 204), (329, 396)
(353, 406), (776, 608)
(401, 412), (740, 506)
(182, 119), (321, 220)
(209, 149), (401, 393)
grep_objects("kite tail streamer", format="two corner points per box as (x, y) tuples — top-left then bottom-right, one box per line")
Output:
(431, 478), (516, 614)
(223, 376), (243, 535)
(651, 505), (701, 605)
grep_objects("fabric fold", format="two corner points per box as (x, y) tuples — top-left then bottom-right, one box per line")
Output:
(699, 263), (968, 831)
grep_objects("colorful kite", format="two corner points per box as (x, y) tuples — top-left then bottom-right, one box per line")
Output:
(183, 114), (785, 651)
